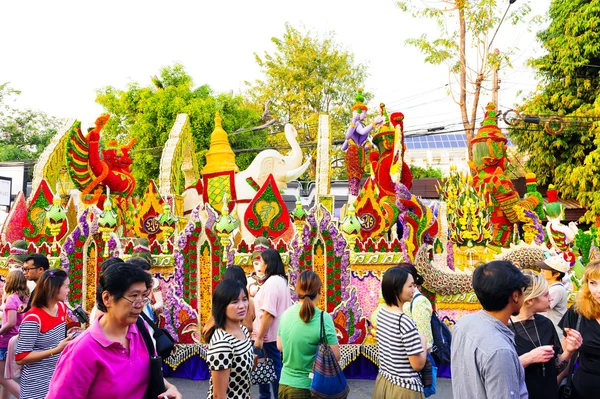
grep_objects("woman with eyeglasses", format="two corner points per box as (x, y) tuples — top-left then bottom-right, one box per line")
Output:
(45, 262), (182, 399)
(15, 269), (73, 399)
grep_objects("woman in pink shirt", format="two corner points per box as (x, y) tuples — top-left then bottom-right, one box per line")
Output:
(46, 262), (182, 399)
(253, 249), (293, 399)
(0, 270), (28, 399)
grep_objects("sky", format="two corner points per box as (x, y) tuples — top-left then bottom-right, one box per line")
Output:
(0, 0), (552, 134)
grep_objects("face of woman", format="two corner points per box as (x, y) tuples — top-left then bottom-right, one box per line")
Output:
(588, 278), (600, 304)
(531, 289), (551, 313)
(57, 278), (70, 302)
(253, 257), (267, 279)
(226, 289), (248, 323)
(105, 282), (149, 325)
(400, 274), (416, 303)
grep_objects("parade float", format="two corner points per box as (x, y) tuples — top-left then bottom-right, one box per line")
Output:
(0, 95), (596, 379)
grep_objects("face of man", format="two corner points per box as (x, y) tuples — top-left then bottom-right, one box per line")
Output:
(22, 260), (44, 282)
(511, 288), (526, 317)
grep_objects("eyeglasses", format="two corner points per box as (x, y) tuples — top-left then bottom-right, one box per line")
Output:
(121, 294), (151, 306)
(22, 267), (40, 272)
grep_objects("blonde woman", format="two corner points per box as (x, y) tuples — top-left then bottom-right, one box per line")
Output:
(509, 271), (582, 399)
(559, 260), (600, 398)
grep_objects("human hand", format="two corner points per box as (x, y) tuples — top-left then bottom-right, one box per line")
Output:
(158, 382), (182, 399)
(56, 335), (74, 353)
(563, 328), (583, 353)
(253, 354), (258, 371)
(527, 345), (554, 364)
(17, 304), (26, 314)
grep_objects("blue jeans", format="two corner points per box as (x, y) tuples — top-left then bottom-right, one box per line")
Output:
(257, 342), (282, 399)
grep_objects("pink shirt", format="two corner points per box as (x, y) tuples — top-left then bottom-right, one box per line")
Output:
(0, 294), (25, 348)
(253, 275), (292, 342)
(46, 315), (150, 399)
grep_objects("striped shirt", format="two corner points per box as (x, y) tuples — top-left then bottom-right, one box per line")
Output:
(16, 302), (67, 399)
(376, 308), (424, 392)
(207, 326), (254, 399)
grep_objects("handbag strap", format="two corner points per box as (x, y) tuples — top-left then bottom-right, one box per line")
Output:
(140, 310), (160, 336)
(319, 311), (326, 344)
(136, 316), (157, 357)
(410, 293), (422, 314)
(565, 313), (583, 390)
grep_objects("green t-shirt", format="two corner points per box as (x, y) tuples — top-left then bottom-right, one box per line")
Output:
(277, 303), (338, 389)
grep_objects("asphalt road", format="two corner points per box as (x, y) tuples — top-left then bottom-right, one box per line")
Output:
(169, 377), (454, 398)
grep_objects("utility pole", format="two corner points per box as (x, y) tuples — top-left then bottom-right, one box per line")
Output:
(492, 48), (500, 108)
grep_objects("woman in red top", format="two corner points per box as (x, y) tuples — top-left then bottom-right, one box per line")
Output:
(15, 269), (73, 399)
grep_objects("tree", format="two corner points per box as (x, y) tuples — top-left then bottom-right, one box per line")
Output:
(396, 0), (537, 162)
(247, 24), (371, 177)
(409, 165), (444, 179)
(0, 83), (63, 163)
(96, 64), (266, 196)
(509, 1), (600, 224)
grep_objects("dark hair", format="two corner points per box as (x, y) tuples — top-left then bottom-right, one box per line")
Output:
(473, 260), (530, 311)
(100, 257), (124, 274)
(32, 269), (68, 308)
(224, 266), (248, 287)
(381, 266), (411, 307)
(553, 271), (566, 281)
(397, 262), (424, 286)
(95, 262), (152, 312)
(127, 257), (151, 271)
(262, 249), (287, 281)
(204, 279), (248, 342)
(24, 254), (49, 271)
(297, 270), (322, 323)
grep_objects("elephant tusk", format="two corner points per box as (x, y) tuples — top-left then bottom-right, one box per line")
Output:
(283, 161), (310, 181)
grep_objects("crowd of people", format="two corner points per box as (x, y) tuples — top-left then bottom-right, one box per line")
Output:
(0, 243), (598, 399)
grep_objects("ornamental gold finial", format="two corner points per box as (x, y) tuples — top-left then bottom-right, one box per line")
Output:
(201, 112), (239, 175)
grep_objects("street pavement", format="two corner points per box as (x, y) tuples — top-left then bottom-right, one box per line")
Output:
(169, 377), (454, 398)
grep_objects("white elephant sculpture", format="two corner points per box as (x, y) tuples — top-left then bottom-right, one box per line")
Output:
(183, 123), (310, 243)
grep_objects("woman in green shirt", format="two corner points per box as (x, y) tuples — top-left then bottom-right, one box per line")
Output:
(277, 271), (340, 399)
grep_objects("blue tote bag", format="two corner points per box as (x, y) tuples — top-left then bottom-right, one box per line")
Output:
(310, 311), (349, 399)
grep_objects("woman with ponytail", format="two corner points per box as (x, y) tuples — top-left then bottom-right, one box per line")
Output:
(277, 270), (339, 399)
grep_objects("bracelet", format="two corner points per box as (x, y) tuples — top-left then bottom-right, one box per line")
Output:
(49, 348), (54, 356)
(350, 122), (356, 128)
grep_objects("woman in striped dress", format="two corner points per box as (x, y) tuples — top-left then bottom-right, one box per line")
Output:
(205, 279), (254, 399)
(374, 266), (427, 399)
(16, 269), (73, 399)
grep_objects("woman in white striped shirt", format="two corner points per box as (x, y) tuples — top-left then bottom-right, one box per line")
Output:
(374, 266), (427, 399)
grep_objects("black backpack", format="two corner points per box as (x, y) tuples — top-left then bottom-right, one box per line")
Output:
(410, 293), (452, 364)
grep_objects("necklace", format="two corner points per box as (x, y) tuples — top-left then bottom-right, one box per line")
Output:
(516, 317), (546, 377)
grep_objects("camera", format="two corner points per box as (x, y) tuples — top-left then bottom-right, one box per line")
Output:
(72, 306), (89, 324)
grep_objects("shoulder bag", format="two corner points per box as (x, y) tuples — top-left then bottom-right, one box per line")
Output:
(140, 311), (175, 359)
(137, 317), (167, 399)
(251, 349), (277, 385)
(310, 311), (349, 399)
(559, 313), (582, 399)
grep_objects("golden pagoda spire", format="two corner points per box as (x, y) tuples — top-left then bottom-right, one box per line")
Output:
(201, 112), (239, 175)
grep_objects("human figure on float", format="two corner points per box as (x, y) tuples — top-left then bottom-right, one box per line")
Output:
(342, 89), (384, 204)
(469, 103), (541, 248)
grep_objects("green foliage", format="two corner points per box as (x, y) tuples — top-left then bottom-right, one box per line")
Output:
(409, 164), (443, 179)
(510, 1), (600, 223)
(96, 64), (266, 196)
(0, 83), (62, 162)
(396, 1), (537, 158)
(247, 24), (371, 176)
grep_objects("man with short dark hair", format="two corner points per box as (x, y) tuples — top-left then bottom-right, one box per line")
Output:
(20, 254), (50, 313)
(451, 260), (530, 399)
